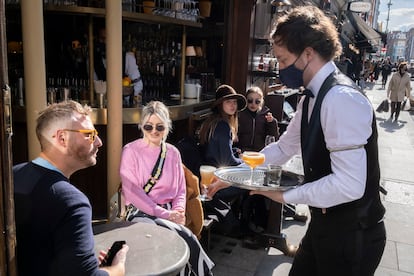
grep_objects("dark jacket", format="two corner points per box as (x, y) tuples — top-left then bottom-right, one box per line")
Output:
(201, 120), (242, 167)
(237, 106), (279, 152)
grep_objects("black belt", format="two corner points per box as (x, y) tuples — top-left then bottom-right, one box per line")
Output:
(125, 202), (171, 221)
(309, 203), (384, 230)
(309, 200), (358, 216)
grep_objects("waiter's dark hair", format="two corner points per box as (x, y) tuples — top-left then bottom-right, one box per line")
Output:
(271, 6), (342, 61)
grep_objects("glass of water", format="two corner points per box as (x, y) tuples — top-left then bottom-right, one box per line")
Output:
(266, 164), (282, 187)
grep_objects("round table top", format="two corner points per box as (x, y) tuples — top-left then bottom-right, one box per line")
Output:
(94, 221), (189, 276)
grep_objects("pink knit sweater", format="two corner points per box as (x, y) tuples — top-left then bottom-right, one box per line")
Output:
(120, 139), (186, 219)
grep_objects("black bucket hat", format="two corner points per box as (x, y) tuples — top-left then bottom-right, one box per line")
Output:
(212, 84), (247, 111)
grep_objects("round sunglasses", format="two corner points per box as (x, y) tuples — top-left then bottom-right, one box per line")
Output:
(143, 124), (166, 132)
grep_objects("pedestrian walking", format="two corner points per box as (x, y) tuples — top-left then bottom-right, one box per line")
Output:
(381, 59), (392, 89)
(387, 62), (412, 122)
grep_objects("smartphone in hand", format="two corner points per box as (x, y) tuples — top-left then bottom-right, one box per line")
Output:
(100, 240), (126, 267)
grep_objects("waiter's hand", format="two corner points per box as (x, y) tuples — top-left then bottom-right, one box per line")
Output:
(250, 190), (285, 204)
(206, 178), (230, 198)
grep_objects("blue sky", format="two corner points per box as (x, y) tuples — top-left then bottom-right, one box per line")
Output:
(377, 0), (414, 32)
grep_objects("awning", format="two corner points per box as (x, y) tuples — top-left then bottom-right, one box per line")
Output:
(348, 11), (381, 45)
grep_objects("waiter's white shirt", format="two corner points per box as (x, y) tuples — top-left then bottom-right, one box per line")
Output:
(261, 61), (374, 208)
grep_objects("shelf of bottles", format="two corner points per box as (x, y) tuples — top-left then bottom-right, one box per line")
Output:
(131, 24), (182, 104)
(250, 38), (279, 84)
(3, 0), (203, 28)
(6, 0), (204, 107)
(42, 24), (184, 107)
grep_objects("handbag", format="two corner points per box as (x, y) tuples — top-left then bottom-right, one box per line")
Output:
(376, 99), (389, 113)
(125, 142), (167, 221)
(402, 98), (411, 111)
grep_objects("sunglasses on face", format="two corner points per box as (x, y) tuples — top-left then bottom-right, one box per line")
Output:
(143, 124), (166, 132)
(247, 98), (261, 105)
(63, 129), (99, 143)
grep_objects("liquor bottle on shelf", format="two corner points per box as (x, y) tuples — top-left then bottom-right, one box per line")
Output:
(258, 54), (264, 71)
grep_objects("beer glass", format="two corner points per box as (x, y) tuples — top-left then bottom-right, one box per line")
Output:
(199, 165), (216, 201)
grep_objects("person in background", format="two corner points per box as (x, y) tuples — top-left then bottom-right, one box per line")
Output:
(235, 86), (278, 242)
(387, 62), (412, 122)
(198, 84), (249, 235)
(123, 40), (144, 106)
(14, 101), (128, 276)
(120, 101), (214, 276)
(380, 58), (392, 89)
(236, 86), (279, 152)
(209, 6), (386, 275)
(237, 86), (307, 225)
(353, 56), (363, 87)
(94, 27), (107, 82)
(94, 27), (143, 106)
(381, 59), (392, 89)
(337, 55), (354, 81)
(199, 84), (247, 168)
(373, 60), (381, 82)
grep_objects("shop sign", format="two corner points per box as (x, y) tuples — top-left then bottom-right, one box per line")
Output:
(348, 1), (371, 13)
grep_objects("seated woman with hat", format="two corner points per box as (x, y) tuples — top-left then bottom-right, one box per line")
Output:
(198, 84), (249, 235)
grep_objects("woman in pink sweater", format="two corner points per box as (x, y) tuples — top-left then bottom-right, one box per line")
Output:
(120, 101), (214, 276)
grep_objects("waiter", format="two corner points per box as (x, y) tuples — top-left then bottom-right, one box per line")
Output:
(251, 6), (386, 276)
(94, 27), (143, 106)
(208, 6), (386, 276)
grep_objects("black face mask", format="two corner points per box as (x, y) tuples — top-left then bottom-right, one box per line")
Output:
(278, 55), (304, 89)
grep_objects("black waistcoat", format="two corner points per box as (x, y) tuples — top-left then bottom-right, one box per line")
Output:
(300, 70), (385, 228)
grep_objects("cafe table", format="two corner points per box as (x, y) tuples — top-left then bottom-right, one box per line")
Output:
(214, 155), (304, 256)
(93, 221), (190, 276)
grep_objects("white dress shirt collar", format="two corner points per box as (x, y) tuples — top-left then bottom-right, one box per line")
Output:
(307, 61), (337, 98)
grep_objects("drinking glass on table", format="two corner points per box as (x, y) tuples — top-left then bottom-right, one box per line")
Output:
(199, 165), (216, 201)
(241, 151), (265, 185)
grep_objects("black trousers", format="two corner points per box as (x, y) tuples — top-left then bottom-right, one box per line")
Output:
(390, 101), (402, 120)
(289, 216), (386, 276)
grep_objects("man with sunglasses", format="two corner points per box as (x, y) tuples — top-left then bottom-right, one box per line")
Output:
(13, 101), (128, 276)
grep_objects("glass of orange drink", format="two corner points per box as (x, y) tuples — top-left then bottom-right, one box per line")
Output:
(241, 151), (265, 184)
(199, 165), (216, 201)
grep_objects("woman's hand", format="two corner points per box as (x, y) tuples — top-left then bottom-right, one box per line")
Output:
(206, 178), (231, 198)
(169, 209), (186, 225)
(265, 112), (274, 123)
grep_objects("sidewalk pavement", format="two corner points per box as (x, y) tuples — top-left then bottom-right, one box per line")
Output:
(209, 80), (414, 276)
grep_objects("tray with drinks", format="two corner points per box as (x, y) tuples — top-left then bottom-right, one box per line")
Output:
(214, 166), (299, 192)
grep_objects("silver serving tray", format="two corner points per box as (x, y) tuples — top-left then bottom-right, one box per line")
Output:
(214, 166), (298, 191)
